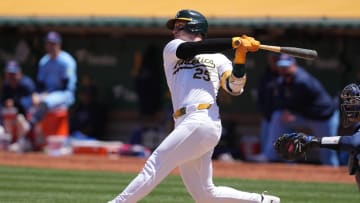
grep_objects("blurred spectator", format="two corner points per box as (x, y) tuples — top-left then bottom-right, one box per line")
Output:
(212, 120), (238, 162)
(248, 54), (280, 162)
(129, 44), (167, 150)
(2, 60), (35, 115)
(1, 60), (34, 151)
(263, 54), (340, 166)
(27, 31), (77, 150)
(69, 75), (107, 140)
(257, 54), (280, 152)
(133, 44), (165, 120)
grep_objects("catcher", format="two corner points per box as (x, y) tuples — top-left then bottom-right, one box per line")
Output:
(274, 83), (360, 191)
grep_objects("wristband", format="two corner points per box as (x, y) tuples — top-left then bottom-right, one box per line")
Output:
(232, 64), (246, 78)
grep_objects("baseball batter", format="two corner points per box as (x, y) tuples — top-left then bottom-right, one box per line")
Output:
(108, 9), (280, 203)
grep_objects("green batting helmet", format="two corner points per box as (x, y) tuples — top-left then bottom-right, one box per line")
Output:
(166, 9), (208, 36)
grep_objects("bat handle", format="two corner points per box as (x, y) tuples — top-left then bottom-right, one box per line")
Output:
(259, 45), (281, 53)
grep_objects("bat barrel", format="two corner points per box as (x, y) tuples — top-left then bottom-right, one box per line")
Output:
(259, 44), (318, 60)
(280, 47), (318, 60)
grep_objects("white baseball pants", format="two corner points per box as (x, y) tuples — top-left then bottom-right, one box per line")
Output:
(108, 110), (262, 203)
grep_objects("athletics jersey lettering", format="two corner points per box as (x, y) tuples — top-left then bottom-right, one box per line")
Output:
(173, 56), (215, 75)
(198, 57), (215, 69)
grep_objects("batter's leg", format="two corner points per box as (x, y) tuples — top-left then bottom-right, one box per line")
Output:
(108, 114), (221, 203)
(180, 150), (261, 203)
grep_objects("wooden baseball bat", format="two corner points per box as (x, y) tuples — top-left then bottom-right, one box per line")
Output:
(259, 44), (318, 60)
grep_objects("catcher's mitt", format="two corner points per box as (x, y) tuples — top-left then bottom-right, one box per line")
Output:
(273, 132), (318, 161)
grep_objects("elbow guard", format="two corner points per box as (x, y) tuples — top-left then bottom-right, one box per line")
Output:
(221, 71), (246, 96)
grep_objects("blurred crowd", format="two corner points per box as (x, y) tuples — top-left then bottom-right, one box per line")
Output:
(0, 31), (166, 158)
(0, 31), (349, 167)
(0, 31), (78, 153)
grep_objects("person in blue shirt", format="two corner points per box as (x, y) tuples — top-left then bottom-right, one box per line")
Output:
(256, 54), (280, 154)
(248, 54), (280, 162)
(2, 60), (35, 116)
(263, 54), (340, 166)
(29, 31), (77, 126)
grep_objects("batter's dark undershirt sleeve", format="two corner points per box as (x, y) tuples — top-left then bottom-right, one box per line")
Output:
(176, 38), (232, 60)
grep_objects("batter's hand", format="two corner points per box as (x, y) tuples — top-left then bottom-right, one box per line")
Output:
(232, 35), (260, 51)
(233, 35), (260, 64)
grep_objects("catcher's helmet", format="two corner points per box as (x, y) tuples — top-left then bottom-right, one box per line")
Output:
(166, 9), (208, 36)
(340, 83), (360, 127)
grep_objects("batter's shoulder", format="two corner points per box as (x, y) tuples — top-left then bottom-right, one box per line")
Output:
(164, 39), (184, 50)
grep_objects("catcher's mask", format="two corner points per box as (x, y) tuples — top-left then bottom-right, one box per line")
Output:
(340, 83), (360, 128)
(166, 9), (208, 37)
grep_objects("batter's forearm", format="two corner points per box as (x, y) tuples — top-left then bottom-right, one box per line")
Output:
(220, 71), (246, 96)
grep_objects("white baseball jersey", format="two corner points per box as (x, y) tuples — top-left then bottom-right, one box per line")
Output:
(163, 39), (232, 115)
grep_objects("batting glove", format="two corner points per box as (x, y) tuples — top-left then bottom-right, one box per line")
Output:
(232, 35), (260, 64)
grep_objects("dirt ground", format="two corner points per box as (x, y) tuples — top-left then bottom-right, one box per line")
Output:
(0, 151), (356, 185)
